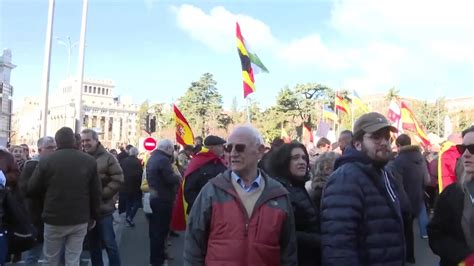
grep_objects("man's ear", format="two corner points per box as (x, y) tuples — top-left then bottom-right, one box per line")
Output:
(354, 141), (362, 151)
(257, 144), (266, 155)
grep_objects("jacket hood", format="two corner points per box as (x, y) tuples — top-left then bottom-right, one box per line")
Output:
(333, 145), (372, 170)
(184, 150), (225, 178)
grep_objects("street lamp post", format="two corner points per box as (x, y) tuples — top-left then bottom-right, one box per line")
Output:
(56, 36), (78, 77)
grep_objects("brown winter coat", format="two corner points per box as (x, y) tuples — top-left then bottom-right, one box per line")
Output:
(89, 144), (124, 216)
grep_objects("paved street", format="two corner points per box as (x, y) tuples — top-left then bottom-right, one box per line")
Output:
(9, 209), (439, 265)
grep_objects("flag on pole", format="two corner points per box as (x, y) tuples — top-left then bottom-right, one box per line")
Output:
(352, 90), (369, 112)
(303, 123), (314, 143)
(323, 106), (338, 122)
(400, 102), (431, 147)
(236, 22), (268, 98)
(173, 104), (195, 146)
(335, 94), (350, 114)
(281, 128), (291, 143)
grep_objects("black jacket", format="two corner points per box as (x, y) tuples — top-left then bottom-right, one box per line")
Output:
(274, 176), (321, 266)
(120, 156), (143, 196)
(183, 152), (227, 214)
(27, 148), (102, 226)
(387, 145), (429, 215)
(0, 184), (5, 230)
(19, 160), (43, 238)
(428, 183), (474, 266)
(321, 146), (405, 265)
(146, 150), (180, 203)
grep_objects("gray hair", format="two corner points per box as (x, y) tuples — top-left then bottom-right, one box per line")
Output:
(128, 147), (139, 157)
(157, 139), (174, 151)
(311, 151), (340, 188)
(81, 128), (99, 141)
(231, 125), (264, 145)
(37, 136), (55, 148)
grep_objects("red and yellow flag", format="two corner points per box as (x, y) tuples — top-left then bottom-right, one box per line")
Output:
(335, 94), (350, 114)
(173, 104), (194, 146)
(400, 102), (430, 147)
(236, 22), (268, 98)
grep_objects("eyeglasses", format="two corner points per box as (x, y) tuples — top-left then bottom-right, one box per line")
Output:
(224, 144), (246, 153)
(456, 144), (474, 154)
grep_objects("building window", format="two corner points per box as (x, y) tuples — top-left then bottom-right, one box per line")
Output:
(101, 88), (105, 95)
(93, 87), (96, 94)
(106, 89), (109, 95)
(88, 86), (92, 93)
(84, 85), (87, 93)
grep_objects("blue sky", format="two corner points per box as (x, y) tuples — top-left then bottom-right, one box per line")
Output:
(2, 0), (474, 110)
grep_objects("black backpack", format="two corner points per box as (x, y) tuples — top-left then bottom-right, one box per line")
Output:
(3, 188), (37, 253)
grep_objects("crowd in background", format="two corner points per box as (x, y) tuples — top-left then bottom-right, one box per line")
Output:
(0, 111), (473, 266)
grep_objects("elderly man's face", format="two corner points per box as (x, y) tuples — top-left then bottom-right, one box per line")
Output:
(226, 131), (264, 176)
(39, 142), (56, 157)
(81, 132), (99, 154)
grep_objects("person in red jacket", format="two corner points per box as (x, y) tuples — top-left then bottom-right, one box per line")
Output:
(438, 133), (463, 192)
(184, 126), (297, 266)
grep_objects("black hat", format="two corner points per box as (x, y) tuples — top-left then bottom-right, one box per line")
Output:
(204, 135), (226, 146)
(353, 112), (398, 136)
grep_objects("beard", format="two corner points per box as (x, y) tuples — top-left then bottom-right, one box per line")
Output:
(361, 142), (393, 169)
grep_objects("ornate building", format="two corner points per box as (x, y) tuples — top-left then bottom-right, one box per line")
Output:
(47, 78), (140, 148)
(11, 97), (41, 146)
(0, 49), (16, 147)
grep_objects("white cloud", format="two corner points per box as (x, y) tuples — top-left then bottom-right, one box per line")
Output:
(171, 5), (277, 53)
(279, 35), (353, 69)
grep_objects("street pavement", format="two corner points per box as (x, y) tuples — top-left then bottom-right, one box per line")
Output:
(9, 210), (439, 265)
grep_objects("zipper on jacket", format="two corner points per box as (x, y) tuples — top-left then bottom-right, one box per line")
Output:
(244, 223), (249, 236)
(383, 170), (397, 202)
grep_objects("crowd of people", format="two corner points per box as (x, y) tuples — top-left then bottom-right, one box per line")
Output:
(0, 111), (473, 266)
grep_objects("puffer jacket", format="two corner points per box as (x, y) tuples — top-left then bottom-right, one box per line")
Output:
(89, 144), (124, 216)
(388, 145), (429, 215)
(184, 170), (298, 266)
(146, 149), (180, 203)
(321, 146), (405, 266)
(274, 176), (320, 266)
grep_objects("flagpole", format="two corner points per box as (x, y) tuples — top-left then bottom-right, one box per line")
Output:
(246, 96), (251, 123)
(75, 0), (88, 133)
(334, 90), (338, 136)
(351, 90), (355, 130)
(41, 0), (55, 136)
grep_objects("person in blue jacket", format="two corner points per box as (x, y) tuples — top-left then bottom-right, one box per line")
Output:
(321, 112), (406, 265)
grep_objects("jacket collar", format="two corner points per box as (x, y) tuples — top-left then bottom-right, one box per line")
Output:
(211, 169), (288, 204)
(398, 145), (421, 154)
(89, 143), (107, 158)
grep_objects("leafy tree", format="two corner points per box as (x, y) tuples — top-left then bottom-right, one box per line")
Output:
(385, 87), (400, 102)
(150, 103), (173, 138)
(412, 97), (446, 136)
(178, 73), (223, 136)
(136, 100), (149, 136)
(216, 113), (233, 132)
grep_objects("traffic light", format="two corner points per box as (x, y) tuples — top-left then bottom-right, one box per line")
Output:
(141, 114), (150, 132)
(150, 116), (156, 133)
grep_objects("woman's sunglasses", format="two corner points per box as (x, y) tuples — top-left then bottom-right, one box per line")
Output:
(224, 144), (246, 153)
(456, 144), (474, 154)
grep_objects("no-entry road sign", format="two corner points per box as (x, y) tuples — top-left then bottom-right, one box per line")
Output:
(143, 137), (157, 151)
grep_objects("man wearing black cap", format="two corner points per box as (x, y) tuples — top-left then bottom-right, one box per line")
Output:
(183, 135), (227, 214)
(321, 112), (406, 265)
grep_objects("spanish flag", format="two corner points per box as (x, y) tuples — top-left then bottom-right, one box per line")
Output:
(236, 22), (269, 98)
(400, 102), (430, 147)
(335, 94), (350, 114)
(173, 104), (195, 146)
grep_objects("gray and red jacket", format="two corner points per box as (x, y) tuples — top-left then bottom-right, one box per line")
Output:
(184, 169), (298, 266)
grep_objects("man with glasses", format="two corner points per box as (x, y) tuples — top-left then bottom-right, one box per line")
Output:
(19, 136), (57, 265)
(184, 125), (297, 265)
(183, 135), (227, 214)
(321, 112), (406, 265)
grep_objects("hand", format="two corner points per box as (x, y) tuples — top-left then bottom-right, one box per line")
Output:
(88, 220), (96, 231)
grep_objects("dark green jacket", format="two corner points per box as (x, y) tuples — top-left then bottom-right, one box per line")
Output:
(27, 148), (102, 226)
